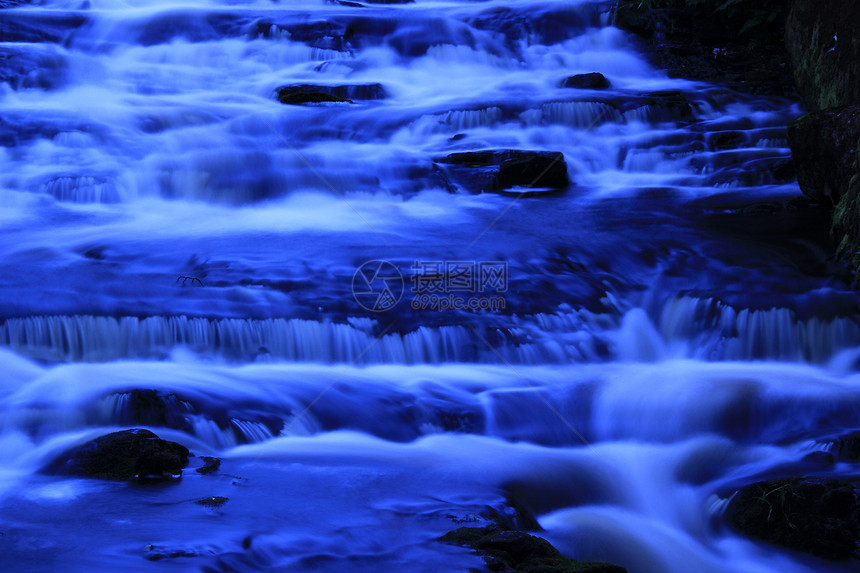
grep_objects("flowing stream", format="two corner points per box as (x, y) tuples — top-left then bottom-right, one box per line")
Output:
(1, 0), (859, 571)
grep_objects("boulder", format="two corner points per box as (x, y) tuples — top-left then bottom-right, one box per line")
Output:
(433, 150), (569, 195)
(724, 477), (860, 560)
(276, 83), (386, 105)
(562, 73), (610, 90)
(45, 429), (189, 481)
(787, 106), (860, 204)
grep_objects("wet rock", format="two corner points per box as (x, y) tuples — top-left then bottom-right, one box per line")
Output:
(787, 105), (860, 204)
(561, 73), (610, 90)
(818, 431), (860, 462)
(276, 83), (387, 105)
(433, 150), (569, 195)
(0, 46), (67, 90)
(194, 496), (229, 508)
(196, 456), (222, 475)
(117, 389), (194, 431)
(144, 544), (215, 561)
(45, 429), (189, 481)
(469, 4), (595, 46)
(724, 477), (860, 560)
(708, 131), (748, 151)
(440, 527), (628, 573)
(254, 16), (396, 52)
(0, 11), (88, 43)
(785, 0), (860, 111)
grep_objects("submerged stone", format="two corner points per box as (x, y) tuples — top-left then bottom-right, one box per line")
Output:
(440, 527), (628, 572)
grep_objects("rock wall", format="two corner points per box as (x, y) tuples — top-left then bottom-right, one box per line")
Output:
(613, 0), (795, 96)
(784, 0), (860, 111)
(784, 0), (860, 278)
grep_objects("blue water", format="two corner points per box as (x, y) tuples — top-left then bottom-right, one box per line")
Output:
(1, 0), (859, 571)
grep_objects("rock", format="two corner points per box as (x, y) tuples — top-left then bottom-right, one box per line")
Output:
(45, 429), (189, 481)
(0, 46), (67, 91)
(276, 83), (387, 105)
(613, 1), (794, 97)
(440, 527), (628, 573)
(785, 0), (860, 111)
(196, 456), (222, 475)
(194, 496), (229, 508)
(117, 389), (193, 431)
(708, 131), (748, 151)
(787, 106), (860, 204)
(433, 150), (569, 195)
(818, 431), (860, 463)
(0, 11), (88, 43)
(724, 477), (860, 560)
(561, 73), (610, 90)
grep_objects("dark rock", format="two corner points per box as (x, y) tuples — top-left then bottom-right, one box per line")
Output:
(196, 456), (222, 475)
(276, 83), (387, 105)
(708, 131), (748, 151)
(783, 0), (860, 278)
(787, 106), (860, 204)
(724, 477), (860, 560)
(114, 389), (195, 432)
(785, 0), (860, 111)
(613, 1), (795, 97)
(819, 431), (860, 462)
(562, 73), (610, 90)
(0, 11), (88, 43)
(144, 544), (205, 561)
(194, 496), (228, 508)
(253, 16), (395, 52)
(45, 429), (189, 481)
(468, 5), (596, 47)
(0, 46), (68, 90)
(440, 527), (628, 573)
(433, 149), (569, 195)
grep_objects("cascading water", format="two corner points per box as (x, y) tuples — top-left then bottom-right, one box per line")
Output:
(1, 0), (859, 571)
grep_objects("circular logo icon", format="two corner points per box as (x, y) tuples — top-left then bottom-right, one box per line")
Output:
(352, 260), (404, 312)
